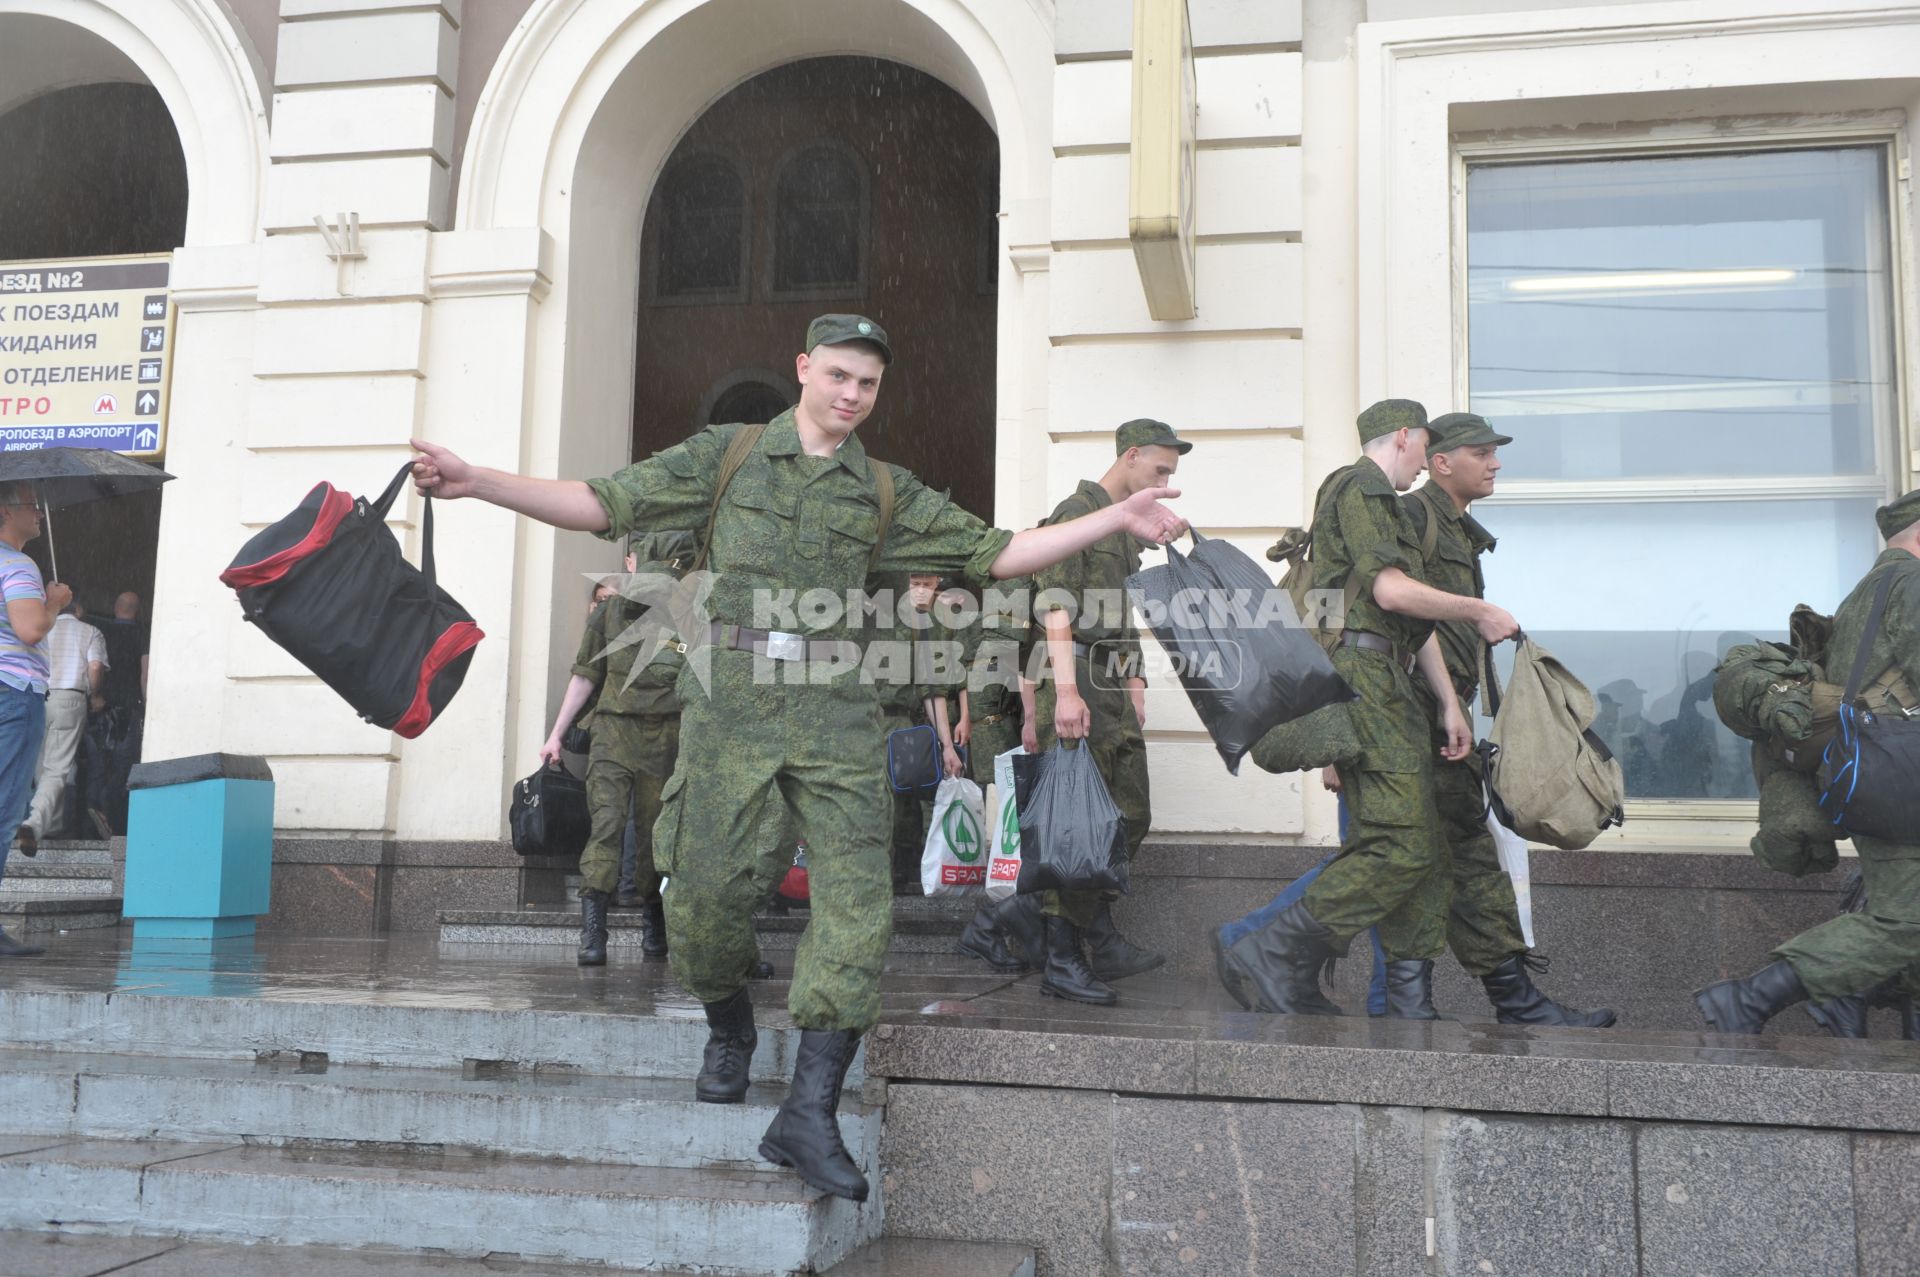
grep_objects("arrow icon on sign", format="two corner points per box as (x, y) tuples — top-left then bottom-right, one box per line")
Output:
(136, 391), (158, 415)
(134, 427), (158, 451)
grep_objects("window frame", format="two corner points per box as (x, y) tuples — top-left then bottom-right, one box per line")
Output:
(764, 137), (872, 303)
(695, 368), (797, 431)
(1452, 122), (1912, 827)
(644, 146), (753, 308)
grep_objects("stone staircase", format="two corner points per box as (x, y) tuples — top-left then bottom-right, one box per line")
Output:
(0, 979), (1029, 1274)
(0, 840), (121, 936)
(441, 894), (975, 957)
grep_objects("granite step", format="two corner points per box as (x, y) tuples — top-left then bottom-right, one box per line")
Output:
(0, 1230), (1035, 1277)
(0, 893), (122, 933)
(0, 1136), (875, 1274)
(0, 1047), (878, 1172)
(13, 840), (113, 866)
(441, 894), (976, 953)
(0, 985), (860, 1085)
(0, 863), (113, 895)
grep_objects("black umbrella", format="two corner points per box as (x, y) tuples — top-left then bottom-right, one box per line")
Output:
(0, 447), (175, 578)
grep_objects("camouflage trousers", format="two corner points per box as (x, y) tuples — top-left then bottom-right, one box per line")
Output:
(577, 713), (679, 900)
(1432, 743), (1527, 977)
(1302, 649), (1449, 960)
(967, 703), (1023, 790)
(1033, 656), (1149, 928)
(1774, 835), (1920, 1001)
(653, 650), (892, 1031)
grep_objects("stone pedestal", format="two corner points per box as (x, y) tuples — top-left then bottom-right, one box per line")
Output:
(123, 754), (274, 939)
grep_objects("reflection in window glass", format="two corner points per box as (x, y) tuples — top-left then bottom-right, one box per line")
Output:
(654, 153), (747, 298)
(1466, 147), (1897, 800)
(774, 145), (866, 293)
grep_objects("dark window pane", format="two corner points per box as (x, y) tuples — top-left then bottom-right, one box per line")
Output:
(656, 154), (745, 296)
(709, 382), (789, 425)
(774, 147), (864, 292)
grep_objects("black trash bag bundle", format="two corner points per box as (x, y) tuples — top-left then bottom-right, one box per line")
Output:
(221, 461), (483, 738)
(1127, 532), (1352, 774)
(1014, 743), (1128, 897)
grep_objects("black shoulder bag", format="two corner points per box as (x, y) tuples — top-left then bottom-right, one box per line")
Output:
(1818, 570), (1920, 842)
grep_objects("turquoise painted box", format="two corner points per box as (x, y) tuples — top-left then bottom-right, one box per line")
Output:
(123, 753), (274, 940)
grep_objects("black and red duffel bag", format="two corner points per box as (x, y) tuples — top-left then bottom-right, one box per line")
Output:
(220, 461), (483, 738)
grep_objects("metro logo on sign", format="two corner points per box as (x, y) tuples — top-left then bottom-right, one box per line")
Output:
(93, 395), (116, 415)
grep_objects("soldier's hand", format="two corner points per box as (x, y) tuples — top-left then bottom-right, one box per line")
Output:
(1020, 719), (1040, 754)
(954, 718), (972, 749)
(1055, 686), (1091, 740)
(410, 438), (477, 500)
(1474, 602), (1521, 645)
(942, 744), (965, 779)
(1127, 677), (1147, 730)
(1440, 703), (1473, 762)
(1320, 764), (1343, 795)
(538, 736), (564, 767)
(1118, 486), (1187, 548)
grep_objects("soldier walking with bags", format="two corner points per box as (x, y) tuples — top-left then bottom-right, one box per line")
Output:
(410, 315), (1186, 1202)
(1212, 400), (1519, 1018)
(1389, 413), (1613, 1025)
(541, 532), (692, 966)
(1697, 491), (1920, 1033)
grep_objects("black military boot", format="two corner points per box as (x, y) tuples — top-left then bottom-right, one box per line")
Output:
(999, 894), (1046, 969)
(958, 902), (1029, 973)
(759, 1028), (868, 1201)
(576, 890), (609, 967)
(1083, 902), (1165, 982)
(695, 989), (757, 1104)
(1480, 954), (1616, 1028)
(0, 927), (45, 958)
(1806, 994), (1870, 1038)
(638, 897), (669, 959)
(1211, 903), (1344, 1016)
(1694, 960), (1809, 1035)
(1039, 915), (1117, 1006)
(1384, 960), (1441, 1020)
(749, 956), (775, 979)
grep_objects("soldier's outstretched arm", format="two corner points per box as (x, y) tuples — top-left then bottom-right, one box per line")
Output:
(411, 439), (611, 532)
(989, 486), (1185, 578)
(1372, 566), (1518, 643)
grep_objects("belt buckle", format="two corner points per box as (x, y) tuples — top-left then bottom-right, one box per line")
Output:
(763, 630), (805, 662)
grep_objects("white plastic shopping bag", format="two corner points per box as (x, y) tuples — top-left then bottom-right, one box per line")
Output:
(984, 745), (1026, 901)
(1486, 800), (1535, 949)
(921, 777), (987, 896)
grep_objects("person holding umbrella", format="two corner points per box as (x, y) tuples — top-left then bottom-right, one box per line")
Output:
(0, 480), (69, 957)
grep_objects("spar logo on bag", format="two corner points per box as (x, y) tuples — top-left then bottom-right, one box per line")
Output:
(990, 857), (1020, 883)
(940, 802), (985, 885)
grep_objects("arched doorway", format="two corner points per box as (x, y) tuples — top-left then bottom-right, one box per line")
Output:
(632, 56), (999, 516)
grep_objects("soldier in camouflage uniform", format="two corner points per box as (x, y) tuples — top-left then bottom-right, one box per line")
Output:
(1026, 419), (1190, 1005)
(410, 314), (1187, 1202)
(1697, 490), (1920, 1033)
(1210, 400), (1518, 1018)
(540, 533), (689, 966)
(1398, 413), (1613, 1026)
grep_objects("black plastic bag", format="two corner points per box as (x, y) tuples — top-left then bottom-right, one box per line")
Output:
(1015, 743), (1129, 897)
(1127, 532), (1351, 774)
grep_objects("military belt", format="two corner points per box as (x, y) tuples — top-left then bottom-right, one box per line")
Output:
(974, 710), (1012, 728)
(1340, 629), (1416, 674)
(708, 622), (855, 664)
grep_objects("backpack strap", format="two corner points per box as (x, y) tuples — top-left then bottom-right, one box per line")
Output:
(690, 423), (768, 574)
(1407, 494), (1440, 566)
(868, 458), (895, 577)
(1841, 569), (1899, 703)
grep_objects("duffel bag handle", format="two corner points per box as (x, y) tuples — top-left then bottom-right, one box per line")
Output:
(371, 460), (441, 599)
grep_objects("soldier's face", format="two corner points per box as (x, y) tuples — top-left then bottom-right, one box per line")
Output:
(1436, 445), (1501, 501)
(796, 345), (885, 440)
(1123, 445), (1181, 496)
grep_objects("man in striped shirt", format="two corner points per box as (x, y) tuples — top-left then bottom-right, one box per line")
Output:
(21, 594), (106, 846)
(0, 480), (70, 957)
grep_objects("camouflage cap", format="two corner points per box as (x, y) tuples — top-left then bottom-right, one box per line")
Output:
(805, 313), (892, 365)
(1116, 418), (1192, 456)
(1356, 399), (1428, 445)
(1877, 490), (1920, 540)
(1425, 412), (1513, 458)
